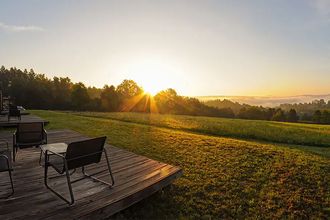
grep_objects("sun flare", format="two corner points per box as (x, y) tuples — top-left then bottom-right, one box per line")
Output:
(141, 81), (162, 96)
(127, 58), (184, 96)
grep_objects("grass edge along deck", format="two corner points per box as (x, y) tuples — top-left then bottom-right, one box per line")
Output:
(0, 129), (182, 220)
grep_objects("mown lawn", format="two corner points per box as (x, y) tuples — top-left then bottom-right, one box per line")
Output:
(71, 111), (330, 147)
(31, 110), (330, 219)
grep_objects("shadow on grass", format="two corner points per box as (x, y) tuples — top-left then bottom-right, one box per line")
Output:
(111, 184), (186, 219)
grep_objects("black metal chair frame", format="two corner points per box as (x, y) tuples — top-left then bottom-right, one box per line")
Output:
(13, 122), (47, 161)
(44, 137), (114, 205)
(0, 139), (14, 199)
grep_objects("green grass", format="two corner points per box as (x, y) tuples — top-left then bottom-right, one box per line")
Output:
(70, 111), (330, 148)
(30, 110), (330, 219)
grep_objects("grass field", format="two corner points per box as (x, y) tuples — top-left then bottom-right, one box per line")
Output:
(72, 111), (330, 147)
(31, 110), (330, 219)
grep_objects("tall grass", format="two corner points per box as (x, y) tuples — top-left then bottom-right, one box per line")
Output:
(72, 111), (330, 147)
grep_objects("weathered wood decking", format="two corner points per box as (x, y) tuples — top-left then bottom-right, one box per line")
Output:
(0, 114), (49, 127)
(0, 130), (182, 219)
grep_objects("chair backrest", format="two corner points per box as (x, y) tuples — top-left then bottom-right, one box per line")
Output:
(16, 122), (45, 144)
(65, 136), (106, 170)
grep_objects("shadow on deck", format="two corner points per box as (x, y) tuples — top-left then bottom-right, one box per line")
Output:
(0, 129), (182, 219)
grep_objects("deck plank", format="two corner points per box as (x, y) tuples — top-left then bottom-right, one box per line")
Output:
(0, 129), (182, 220)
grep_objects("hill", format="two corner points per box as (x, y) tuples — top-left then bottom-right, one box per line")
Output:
(198, 94), (330, 107)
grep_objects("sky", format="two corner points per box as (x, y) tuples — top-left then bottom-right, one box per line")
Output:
(0, 0), (330, 96)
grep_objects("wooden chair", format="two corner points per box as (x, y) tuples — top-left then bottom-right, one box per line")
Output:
(13, 122), (47, 161)
(0, 139), (14, 198)
(44, 136), (114, 205)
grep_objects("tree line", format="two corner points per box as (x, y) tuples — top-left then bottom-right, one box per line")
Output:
(308, 110), (330, 124)
(279, 99), (330, 115)
(0, 66), (234, 118)
(204, 98), (330, 124)
(1, 66), (329, 124)
(280, 99), (330, 124)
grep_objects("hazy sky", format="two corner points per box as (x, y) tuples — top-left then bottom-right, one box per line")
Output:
(1, 0), (330, 96)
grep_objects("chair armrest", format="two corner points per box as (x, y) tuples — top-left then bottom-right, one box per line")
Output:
(45, 149), (65, 159)
(0, 154), (9, 160)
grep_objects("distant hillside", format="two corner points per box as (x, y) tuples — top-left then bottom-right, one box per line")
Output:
(202, 99), (249, 114)
(197, 94), (330, 107)
(279, 99), (330, 116)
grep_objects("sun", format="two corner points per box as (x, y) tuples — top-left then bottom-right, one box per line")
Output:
(141, 82), (163, 96)
(127, 58), (184, 96)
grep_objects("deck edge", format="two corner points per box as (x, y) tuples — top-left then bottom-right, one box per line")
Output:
(80, 168), (183, 220)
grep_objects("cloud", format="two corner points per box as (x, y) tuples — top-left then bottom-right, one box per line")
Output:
(0, 22), (44, 32)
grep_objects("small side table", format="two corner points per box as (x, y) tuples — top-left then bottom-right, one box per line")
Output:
(39, 143), (68, 166)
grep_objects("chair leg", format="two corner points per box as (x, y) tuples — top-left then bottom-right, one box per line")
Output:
(44, 158), (48, 185)
(38, 146), (43, 166)
(39, 149), (42, 166)
(44, 157), (75, 205)
(8, 169), (14, 198)
(0, 170), (14, 199)
(0, 155), (14, 199)
(65, 167), (75, 204)
(13, 146), (16, 162)
(81, 149), (114, 187)
(104, 149), (115, 186)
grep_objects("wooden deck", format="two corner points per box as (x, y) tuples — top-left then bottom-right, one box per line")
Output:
(0, 114), (49, 127)
(0, 130), (182, 219)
